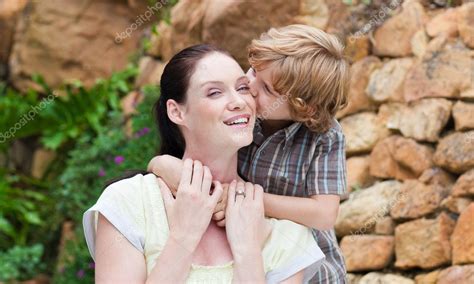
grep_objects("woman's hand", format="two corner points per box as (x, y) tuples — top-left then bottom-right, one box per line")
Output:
(225, 181), (272, 258)
(158, 159), (223, 251)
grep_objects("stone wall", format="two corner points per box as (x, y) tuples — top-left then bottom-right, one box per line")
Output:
(1, 0), (473, 282)
(141, 1), (474, 283)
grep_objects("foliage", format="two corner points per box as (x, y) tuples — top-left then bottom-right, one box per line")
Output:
(0, 65), (137, 151)
(52, 228), (95, 284)
(0, 244), (45, 281)
(0, 169), (57, 249)
(56, 84), (160, 223)
(52, 85), (160, 282)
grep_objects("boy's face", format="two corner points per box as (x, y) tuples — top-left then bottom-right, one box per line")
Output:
(246, 65), (292, 121)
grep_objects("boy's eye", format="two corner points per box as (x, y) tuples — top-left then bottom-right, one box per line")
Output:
(264, 84), (272, 94)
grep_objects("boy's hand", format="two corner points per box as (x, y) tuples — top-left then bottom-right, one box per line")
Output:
(148, 154), (182, 193)
(213, 183), (230, 227)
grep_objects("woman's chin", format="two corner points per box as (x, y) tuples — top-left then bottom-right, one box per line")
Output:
(226, 131), (253, 148)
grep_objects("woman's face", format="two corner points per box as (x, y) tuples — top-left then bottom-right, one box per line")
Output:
(176, 52), (256, 150)
(246, 66), (292, 121)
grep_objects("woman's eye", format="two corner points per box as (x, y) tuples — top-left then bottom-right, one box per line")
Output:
(237, 85), (250, 93)
(208, 90), (221, 97)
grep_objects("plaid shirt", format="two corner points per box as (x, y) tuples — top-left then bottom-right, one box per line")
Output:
(238, 118), (347, 283)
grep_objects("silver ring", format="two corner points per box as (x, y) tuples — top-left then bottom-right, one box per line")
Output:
(235, 189), (246, 198)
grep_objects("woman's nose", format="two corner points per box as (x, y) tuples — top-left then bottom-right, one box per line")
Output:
(228, 92), (246, 110)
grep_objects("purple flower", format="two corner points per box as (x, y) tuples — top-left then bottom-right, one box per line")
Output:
(135, 127), (151, 138)
(76, 269), (85, 279)
(98, 168), (106, 177)
(89, 262), (95, 269)
(114, 156), (125, 165)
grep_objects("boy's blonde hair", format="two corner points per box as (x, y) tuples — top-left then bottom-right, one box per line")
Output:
(248, 24), (349, 133)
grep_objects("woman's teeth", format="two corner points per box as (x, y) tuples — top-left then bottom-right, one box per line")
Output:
(225, 117), (248, 125)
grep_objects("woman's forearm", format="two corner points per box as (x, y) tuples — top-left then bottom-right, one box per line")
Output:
(232, 250), (265, 283)
(146, 235), (197, 283)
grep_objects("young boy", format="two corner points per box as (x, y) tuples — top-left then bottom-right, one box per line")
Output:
(148, 25), (349, 283)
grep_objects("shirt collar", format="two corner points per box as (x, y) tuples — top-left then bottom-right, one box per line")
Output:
(253, 119), (303, 149)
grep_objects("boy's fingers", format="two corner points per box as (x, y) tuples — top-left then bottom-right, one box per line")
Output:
(216, 219), (226, 227)
(212, 210), (225, 221)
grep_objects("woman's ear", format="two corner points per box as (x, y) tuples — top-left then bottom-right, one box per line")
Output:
(166, 99), (186, 126)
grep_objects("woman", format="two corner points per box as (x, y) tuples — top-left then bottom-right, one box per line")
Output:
(83, 44), (324, 283)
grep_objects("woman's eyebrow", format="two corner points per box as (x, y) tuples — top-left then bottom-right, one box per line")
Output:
(235, 76), (249, 84)
(200, 80), (224, 87)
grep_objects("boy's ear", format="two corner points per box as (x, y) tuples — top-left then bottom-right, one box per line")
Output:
(166, 99), (186, 126)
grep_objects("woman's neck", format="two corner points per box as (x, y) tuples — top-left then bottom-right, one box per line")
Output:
(182, 149), (240, 183)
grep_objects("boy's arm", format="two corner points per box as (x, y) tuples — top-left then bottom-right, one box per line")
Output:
(262, 193), (340, 230)
(147, 155), (183, 192)
(263, 130), (346, 230)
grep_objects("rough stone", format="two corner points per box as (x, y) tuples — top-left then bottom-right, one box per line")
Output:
(340, 235), (394, 272)
(426, 8), (459, 38)
(359, 272), (414, 284)
(404, 38), (474, 102)
(335, 181), (402, 237)
(433, 131), (474, 174)
(396, 98), (453, 142)
(341, 112), (390, 156)
(373, 0), (427, 57)
(9, 0), (149, 92)
(451, 203), (474, 265)
(458, 3), (474, 48)
(453, 101), (474, 131)
(346, 155), (376, 193)
(452, 169), (474, 197)
(394, 213), (455, 269)
(390, 180), (450, 220)
(437, 265), (474, 284)
(415, 270), (441, 284)
(135, 56), (166, 88)
(337, 56), (380, 118)
(441, 196), (471, 214)
(375, 216), (395, 235)
(411, 29), (429, 59)
(366, 58), (414, 103)
(370, 136), (434, 180)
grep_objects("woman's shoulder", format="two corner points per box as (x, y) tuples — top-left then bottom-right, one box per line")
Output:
(103, 173), (159, 198)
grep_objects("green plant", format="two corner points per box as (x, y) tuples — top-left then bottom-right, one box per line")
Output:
(0, 244), (45, 281)
(0, 170), (53, 248)
(0, 65), (138, 151)
(52, 85), (160, 282)
(56, 84), (160, 223)
(52, 228), (95, 284)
